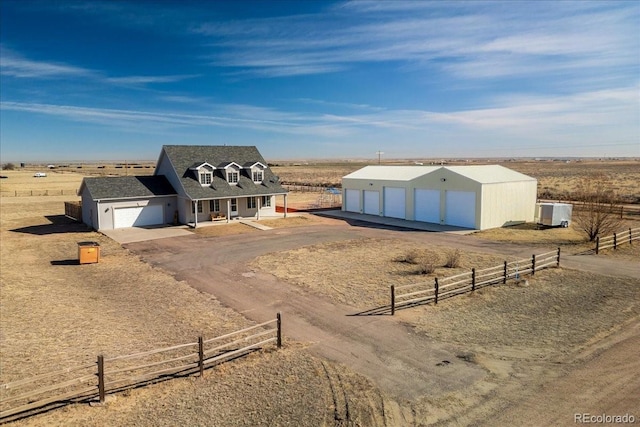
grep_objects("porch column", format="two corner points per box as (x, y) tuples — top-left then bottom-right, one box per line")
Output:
(256, 197), (261, 220)
(226, 199), (231, 223)
(283, 194), (288, 218)
(193, 200), (198, 227)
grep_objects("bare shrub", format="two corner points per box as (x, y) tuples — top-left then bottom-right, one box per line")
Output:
(416, 251), (440, 275)
(572, 174), (623, 241)
(395, 249), (419, 264)
(444, 249), (461, 268)
(2, 162), (16, 170)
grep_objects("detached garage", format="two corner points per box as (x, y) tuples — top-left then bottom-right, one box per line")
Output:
(342, 165), (537, 230)
(79, 176), (177, 230)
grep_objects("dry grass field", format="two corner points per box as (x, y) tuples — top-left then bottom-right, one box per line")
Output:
(1, 160), (639, 425)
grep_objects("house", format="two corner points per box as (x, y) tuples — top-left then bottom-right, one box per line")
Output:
(79, 145), (288, 230)
(342, 165), (537, 230)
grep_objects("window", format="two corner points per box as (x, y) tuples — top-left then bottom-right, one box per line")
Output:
(247, 197), (257, 209)
(261, 196), (271, 207)
(193, 201), (203, 213)
(200, 172), (212, 185)
(209, 199), (220, 212)
(230, 198), (237, 212)
(227, 172), (239, 184)
(252, 171), (263, 182)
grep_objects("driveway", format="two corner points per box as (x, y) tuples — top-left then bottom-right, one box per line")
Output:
(125, 221), (639, 400)
(101, 224), (193, 244)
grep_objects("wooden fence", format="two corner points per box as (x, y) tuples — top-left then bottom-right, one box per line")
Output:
(64, 201), (82, 221)
(595, 227), (639, 254)
(0, 314), (282, 422)
(0, 189), (78, 197)
(390, 249), (561, 315)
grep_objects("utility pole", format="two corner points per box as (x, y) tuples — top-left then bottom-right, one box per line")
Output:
(376, 151), (384, 165)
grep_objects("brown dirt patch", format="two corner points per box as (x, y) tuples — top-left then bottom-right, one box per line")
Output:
(257, 214), (342, 228)
(192, 222), (258, 237)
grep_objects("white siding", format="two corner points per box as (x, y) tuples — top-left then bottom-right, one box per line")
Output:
(480, 181), (537, 229)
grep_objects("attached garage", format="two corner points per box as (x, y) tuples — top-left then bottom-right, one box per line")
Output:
(414, 189), (440, 223)
(79, 176), (177, 231)
(384, 187), (406, 219)
(342, 165), (537, 230)
(113, 205), (164, 229)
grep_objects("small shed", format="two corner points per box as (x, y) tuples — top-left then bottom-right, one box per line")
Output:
(342, 165), (537, 230)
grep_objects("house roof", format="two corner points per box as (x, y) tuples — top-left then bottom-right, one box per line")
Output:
(342, 165), (535, 184)
(160, 145), (287, 200)
(81, 175), (177, 200)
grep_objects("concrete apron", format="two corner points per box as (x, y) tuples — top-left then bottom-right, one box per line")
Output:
(101, 225), (193, 244)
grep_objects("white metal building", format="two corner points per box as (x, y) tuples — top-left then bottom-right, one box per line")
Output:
(342, 165), (537, 230)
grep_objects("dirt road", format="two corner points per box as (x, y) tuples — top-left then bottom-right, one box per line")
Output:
(127, 226), (487, 402)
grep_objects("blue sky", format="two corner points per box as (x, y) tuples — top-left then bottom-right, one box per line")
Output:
(1, 0), (638, 162)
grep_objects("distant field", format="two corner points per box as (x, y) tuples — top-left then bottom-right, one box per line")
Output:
(3, 158), (638, 203)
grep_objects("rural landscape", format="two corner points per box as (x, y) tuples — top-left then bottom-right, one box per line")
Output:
(1, 158), (638, 426)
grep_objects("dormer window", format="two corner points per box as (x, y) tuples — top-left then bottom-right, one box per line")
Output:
(200, 172), (212, 185)
(252, 171), (263, 182)
(227, 171), (239, 184)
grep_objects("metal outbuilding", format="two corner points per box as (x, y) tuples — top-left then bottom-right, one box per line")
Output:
(342, 165), (537, 230)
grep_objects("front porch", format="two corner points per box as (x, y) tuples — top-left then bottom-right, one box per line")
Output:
(187, 194), (288, 228)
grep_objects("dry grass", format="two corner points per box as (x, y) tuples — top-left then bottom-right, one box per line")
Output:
(251, 238), (518, 307)
(404, 268), (640, 360)
(192, 222), (258, 237)
(257, 215), (334, 228)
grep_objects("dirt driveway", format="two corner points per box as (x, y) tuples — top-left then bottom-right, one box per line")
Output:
(127, 221), (638, 405)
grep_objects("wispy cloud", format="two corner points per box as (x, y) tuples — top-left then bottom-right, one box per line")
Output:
(106, 74), (200, 85)
(195, 0), (638, 86)
(0, 46), (95, 78)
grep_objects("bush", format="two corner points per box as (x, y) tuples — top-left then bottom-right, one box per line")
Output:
(2, 163), (16, 171)
(444, 249), (461, 268)
(416, 251), (440, 275)
(395, 249), (419, 264)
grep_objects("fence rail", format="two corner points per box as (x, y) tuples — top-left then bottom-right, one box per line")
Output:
(0, 190), (78, 197)
(391, 249), (560, 315)
(0, 314), (282, 422)
(595, 227), (639, 254)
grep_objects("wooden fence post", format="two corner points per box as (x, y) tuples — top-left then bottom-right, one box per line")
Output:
(596, 236), (599, 254)
(198, 336), (204, 377)
(613, 233), (617, 250)
(434, 278), (439, 305)
(97, 355), (105, 404)
(471, 268), (476, 291)
(503, 261), (507, 284)
(556, 247), (561, 267)
(276, 312), (282, 348)
(531, 254), (536, 275)
(630, 228), (633, 245)
(390, 285), (395, 316)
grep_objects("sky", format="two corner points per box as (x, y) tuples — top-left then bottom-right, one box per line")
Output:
(1, 0), (639, 162)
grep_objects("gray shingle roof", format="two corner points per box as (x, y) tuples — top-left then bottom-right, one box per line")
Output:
(82, 176), (176, 200)
(160, 145), (287, 199)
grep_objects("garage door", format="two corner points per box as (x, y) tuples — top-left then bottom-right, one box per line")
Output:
(363, 190), (379, 215)
(445, 191), (476, 228)
(114, 205), (164, 229)
(345, 189), (360, 212)
(384, 187), (406, 219)
(414, 189), (440, 223)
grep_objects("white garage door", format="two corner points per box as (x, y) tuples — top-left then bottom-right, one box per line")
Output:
(384, 187), (406, 219)
(414, 189), (440, 223)
(114, 205), (164, 229)
(363, 190), (379, 215)
(345, 189), (360, 212)
(445, 191), (476, 228)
